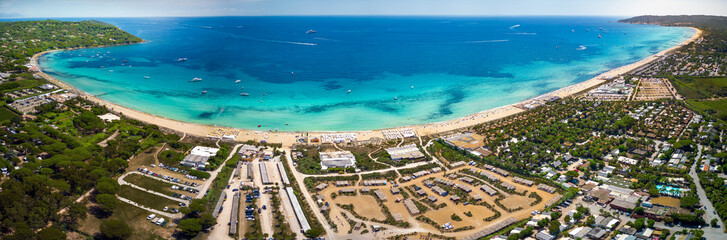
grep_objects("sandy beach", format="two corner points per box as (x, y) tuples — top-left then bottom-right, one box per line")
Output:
(30, 27), (702, 146)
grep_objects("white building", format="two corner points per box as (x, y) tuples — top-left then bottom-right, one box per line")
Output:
(385, 144), (425, 161)
(319, 151), (356, 170)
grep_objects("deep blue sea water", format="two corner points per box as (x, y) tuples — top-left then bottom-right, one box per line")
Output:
(37, 17), (694, 131)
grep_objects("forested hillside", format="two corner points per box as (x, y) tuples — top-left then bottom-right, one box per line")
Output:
(0, 20), (142, 72)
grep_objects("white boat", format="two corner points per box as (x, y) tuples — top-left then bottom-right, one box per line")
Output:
(202, 91), (207, 94)
(189, 77), (202, 82)
(571, 29), (575, 32)
(411, 85), (414, 89)
(144, 76), (150, 79)
(598, 34), (602, 38)
(347, 89), (351, 93)
(306, 29), (317, 34)
(235, 80), (241, 83)
(177, 58), (187, 62)
(240, 92), (249, 96)
(394, 96), (397, 100)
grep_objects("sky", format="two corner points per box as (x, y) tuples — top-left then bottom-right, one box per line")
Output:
(0, 0), (726, 18)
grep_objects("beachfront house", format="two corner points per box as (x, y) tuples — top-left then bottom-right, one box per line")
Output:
(180, 146), (220, 170)
(384, 144), (425, 161)
(319, 151), (356, 170)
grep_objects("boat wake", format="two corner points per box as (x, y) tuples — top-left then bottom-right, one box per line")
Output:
(512, 32), (537, 35)
(509, 24), (520, 29)
(576, 45), (587, 50)
(466, 39), (510, 43)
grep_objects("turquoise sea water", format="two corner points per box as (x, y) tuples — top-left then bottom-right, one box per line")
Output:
(38, 17), (694, 131)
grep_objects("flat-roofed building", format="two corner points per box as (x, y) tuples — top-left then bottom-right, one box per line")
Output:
(315, 183), (328, 191)
(404, 199), (421, 215)
(455, 183), (472, 193)
(472, 194), (483, 202)
(459, 176), (476, 184)
(319, 151), (356, 170)
(385, 144), (425, 161)
(513, 177), (534, 186)
(493, 168), (509, 177)
(538, 184), (556, 194)
(374, 189), (388, 201)
(480, 184), (497, 196)
(181, 146), (221, 170)
(427, 195), (438, 202)
(432, 186), (447, 196)
(500, 182), (516, 190)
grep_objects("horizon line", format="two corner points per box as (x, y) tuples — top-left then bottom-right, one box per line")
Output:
(2, 13), (712, 20)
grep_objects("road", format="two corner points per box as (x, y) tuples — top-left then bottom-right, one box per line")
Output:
(283, 147), (336, 240)
(196, 144), (243, 199)
(207, 177), (239, 240)
(688, 144), (724, 239)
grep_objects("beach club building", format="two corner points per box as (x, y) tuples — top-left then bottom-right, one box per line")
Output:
(319, 151), (357, 170)
(384, 144), (425, 161)
(180, 146), (220, 170)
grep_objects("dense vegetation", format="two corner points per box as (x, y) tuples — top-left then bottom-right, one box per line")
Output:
(619, 15), (727, 53)
(0, 20), (142, 72)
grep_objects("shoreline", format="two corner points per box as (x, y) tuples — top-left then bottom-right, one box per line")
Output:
(30, 27), (702, 145)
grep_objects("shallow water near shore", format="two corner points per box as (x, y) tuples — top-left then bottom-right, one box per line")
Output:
(39, 16), (693, 131)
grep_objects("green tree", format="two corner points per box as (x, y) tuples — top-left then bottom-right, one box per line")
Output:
(72, 111), (105, 133)
(65, 202), (87, 228)
(95, 178), (119, 195)
(647, 219), (655, 228)
(100, 219), (132, 240)
(680, 195), (699, 209)
(199, 213), (216, 229)
(711, 218), (718, 227)
(565, 170), (579, 180)
(304, 228), (323, 238)
(548, 220), (561, 234)
(95, 193), (119, 215)
(37, 227), (66, 240)
(178, 218), (202, 237)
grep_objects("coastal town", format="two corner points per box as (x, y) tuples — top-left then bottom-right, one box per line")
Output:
(0, 12), (726, 240)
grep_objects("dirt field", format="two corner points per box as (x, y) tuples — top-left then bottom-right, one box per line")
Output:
(128, 146), (158, 170)
(335, 195), (386, 220)
(309, 165), (560, 238)
(652, 196), (681, 209)
(500, 195), (533, 210)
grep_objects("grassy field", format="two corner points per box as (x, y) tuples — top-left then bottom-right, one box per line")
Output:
(78, 202), (169, 240)
(123, 174), (178, 197)
(669, 76), (727, 99)
(686, 99), (727, 121)
(116, 185), (183, 211)
(0, 106), (19, 123)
